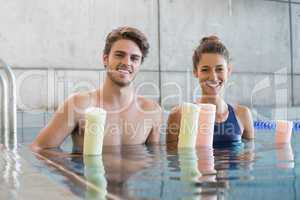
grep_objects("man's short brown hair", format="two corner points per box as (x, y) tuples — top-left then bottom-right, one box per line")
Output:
(103, 26), (150, 63)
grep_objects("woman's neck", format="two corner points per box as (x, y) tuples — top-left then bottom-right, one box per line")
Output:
(197, 96), (227, 114)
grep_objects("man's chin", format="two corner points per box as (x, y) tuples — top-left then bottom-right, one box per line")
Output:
(113, 79), (132, 87)
(108, 74), (133, 87)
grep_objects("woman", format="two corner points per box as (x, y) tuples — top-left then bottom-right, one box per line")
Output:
(166, 36), (254, 146)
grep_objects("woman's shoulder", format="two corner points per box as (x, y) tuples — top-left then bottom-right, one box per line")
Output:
(233, 104), (253, 131)
(167, 104), (182, 123)
(232, 104), (254, 139)
(233, 104), (251, 118)
(170, 104), (181, 113)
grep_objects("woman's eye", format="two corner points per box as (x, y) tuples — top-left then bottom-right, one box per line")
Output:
(216, 68), (224, 72)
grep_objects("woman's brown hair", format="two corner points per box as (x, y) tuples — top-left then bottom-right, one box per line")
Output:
(192, 36), (230, 71)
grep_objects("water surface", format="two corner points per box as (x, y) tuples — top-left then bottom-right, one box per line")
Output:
(0, 128), (299, 200)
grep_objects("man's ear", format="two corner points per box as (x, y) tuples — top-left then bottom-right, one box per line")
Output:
(102, 54), (108, 68)
(193, 68), (198, 78)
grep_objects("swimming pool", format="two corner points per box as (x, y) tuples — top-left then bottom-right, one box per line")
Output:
(1, 118), (300, 199)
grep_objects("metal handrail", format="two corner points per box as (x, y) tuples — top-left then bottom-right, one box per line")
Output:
(0, 73), (8, 146)
(0, 73), (8, 130)
(0, 59), (17, 147)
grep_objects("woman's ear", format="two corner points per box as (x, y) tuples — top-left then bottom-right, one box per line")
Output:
(227, 64), (233, 77)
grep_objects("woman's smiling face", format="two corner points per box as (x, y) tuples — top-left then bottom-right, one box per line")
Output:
(194, 53), (231, 96)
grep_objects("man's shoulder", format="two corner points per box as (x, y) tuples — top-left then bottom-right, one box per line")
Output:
(64, 90), (98, 111)
(69, 90), (97, 100)
(136, 95), (162, 113)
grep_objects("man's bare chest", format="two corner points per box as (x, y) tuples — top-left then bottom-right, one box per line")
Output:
(77, 111), (153, 145)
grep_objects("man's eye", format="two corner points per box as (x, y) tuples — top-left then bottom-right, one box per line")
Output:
(200, 68), (208, 72)
(131, 57), (140, 62)
(216, 67), (224, 72)
(115, 54), (123, 58)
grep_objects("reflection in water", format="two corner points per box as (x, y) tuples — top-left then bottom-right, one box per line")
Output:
(111, 145), (161, 199)
(83, 156), (107, 200)
(0, 128), (18, 151)
(197, 147), (216, 176)
(178, 147), (221, 200)
(178, 148), (202, 182)
(275, 143), (294, 169)
(0, 128), (21, 198)
(32, 149), (122, 200)
(1, 147), (21, 199)
(213, 141), (256, 185)
(0, 128), (9, 148)
(165, 143), (228, 200)
(14, 133), (299, 200)
(178, 148), (202, 200)
(214, 142), (255, 171)
(31, 145), (156, 199)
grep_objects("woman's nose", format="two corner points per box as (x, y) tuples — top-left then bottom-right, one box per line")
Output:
(208, 71), (218, 81)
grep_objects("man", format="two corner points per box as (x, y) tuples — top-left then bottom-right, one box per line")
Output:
(30, 26), (162, 151)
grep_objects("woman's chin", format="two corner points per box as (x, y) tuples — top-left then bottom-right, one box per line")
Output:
(201, 85), (224, 96)
(201, 93), (219, 98)
(202, 89), (220, 96)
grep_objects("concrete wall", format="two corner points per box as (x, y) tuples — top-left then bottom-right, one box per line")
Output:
(0, 0), (299, 118)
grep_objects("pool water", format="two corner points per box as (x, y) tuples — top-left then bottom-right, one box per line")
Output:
(0, 128), (300, 200)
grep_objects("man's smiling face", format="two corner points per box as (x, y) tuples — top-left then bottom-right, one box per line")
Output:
(103, 39), (143, 87)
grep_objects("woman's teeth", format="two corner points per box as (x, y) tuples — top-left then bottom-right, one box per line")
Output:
(206, 81), (220, 88)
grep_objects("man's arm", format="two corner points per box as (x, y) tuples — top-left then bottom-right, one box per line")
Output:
(30, 94), (80, 151)
(166, 105), (181, 145)
(145, 103), (163, 145)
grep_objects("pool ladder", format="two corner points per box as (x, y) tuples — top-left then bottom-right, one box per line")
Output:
(0, 59), (17, 147)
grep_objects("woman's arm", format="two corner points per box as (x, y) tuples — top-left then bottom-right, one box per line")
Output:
(166, 105), (182, 144)
(236, 105), (254, 139)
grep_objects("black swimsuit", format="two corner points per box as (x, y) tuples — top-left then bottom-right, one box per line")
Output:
(213, 104), (242, 145)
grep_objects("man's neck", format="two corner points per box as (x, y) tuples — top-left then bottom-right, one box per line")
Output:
(100, 78), (135, 109)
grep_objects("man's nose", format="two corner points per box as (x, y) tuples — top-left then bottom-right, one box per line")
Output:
(121, 56), (131, 66)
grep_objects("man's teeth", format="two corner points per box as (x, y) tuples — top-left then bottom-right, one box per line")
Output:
(117, 69), (130, 74)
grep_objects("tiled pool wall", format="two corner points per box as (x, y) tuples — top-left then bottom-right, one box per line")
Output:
(1, 0), (300, 143)
(0, 0), (299, 112)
